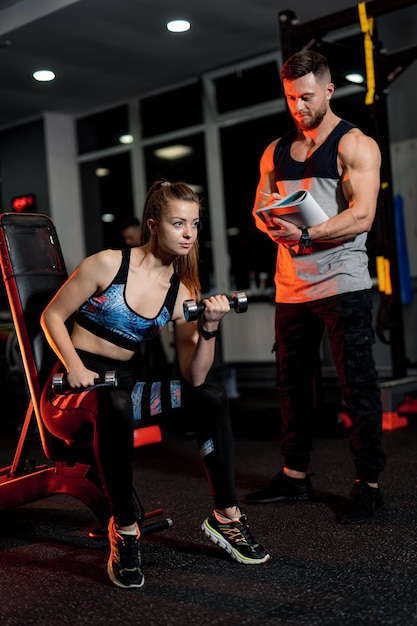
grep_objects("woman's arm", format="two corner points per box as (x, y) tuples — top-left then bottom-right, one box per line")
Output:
(172, 285), (230, 387)
(41, 250), (119, 388)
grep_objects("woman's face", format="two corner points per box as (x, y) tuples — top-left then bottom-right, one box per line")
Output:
(151, 199), (200, 257)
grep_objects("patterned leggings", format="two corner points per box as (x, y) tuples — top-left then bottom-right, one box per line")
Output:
(64, 349), (238, 526)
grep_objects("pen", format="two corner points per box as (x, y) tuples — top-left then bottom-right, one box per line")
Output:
(259, 190), (270, 196)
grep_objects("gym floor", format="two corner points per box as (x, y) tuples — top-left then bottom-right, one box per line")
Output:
(1, 377), (417, 626)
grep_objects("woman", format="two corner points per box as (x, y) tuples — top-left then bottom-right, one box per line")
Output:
(40, 180), (270, 589)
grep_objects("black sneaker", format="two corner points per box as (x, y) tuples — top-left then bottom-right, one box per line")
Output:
(201, 511), (270, 564)
(107, 517), (144, 589)
(243, 469), (312, 504)
(342, 480), (384, 524)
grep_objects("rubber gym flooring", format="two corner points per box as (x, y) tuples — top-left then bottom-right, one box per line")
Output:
(1, 380), (417, 626)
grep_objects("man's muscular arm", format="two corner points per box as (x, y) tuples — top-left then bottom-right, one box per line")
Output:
(308, 129), (381, 243)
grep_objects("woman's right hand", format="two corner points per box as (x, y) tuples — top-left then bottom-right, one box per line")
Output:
(66, 365), (99, 389)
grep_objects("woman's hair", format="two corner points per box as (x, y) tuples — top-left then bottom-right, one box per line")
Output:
(140, 180), (202, 300)
(281, 50), (331, 83)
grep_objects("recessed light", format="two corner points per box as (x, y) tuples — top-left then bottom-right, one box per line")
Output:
(345, 73), (365, 84)
(166, 19), (190, 33)
(95, 168), (110, 177)
(154, 145), (193, 160)
(33, 69), (55, 82)
(119, 134), (134, 144)
(102, 213), (115, 223)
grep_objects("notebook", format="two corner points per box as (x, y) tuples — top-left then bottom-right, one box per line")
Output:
(256, 189), (329, 228)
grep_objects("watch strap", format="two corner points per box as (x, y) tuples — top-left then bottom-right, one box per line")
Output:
(198, 320), (221, 340)
(298, 225), (312, 250)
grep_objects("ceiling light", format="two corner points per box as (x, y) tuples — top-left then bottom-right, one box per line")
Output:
(102, 213), (115, 223)
(32, 69), (55, 82)
(154, 145), (193, 160)
(119, 134), (134, 144)
(345, 72), (365, 84)
(166, 19), (190, 33)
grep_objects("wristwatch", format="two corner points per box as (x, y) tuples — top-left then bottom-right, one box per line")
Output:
(298, 225), (313, 252)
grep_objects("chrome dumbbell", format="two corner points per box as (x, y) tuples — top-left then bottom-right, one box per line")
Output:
(51, 370), (118, 394)
(183, 291), (248, 322)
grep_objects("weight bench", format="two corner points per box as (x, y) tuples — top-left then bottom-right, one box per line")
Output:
(0, 212), (171, 536)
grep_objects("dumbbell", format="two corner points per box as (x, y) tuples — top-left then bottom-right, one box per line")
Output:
(51, 370), (118, 394)
(183, 291), (248, 322)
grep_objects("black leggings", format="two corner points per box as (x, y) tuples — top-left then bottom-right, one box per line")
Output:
(74, 350), (238, 527)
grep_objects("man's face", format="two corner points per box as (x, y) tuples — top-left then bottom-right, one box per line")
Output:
(283, 72), (334, 131)
(122, 225), (141, 247)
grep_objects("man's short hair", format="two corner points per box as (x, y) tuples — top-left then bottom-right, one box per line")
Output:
(121, 216), (140, 230)
(281, 50), (331, 82)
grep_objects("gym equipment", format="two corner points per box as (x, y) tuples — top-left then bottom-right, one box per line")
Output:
(52, 370), (117, 394)
(183, 290), (248, 322)
(0, 212), (172, 536)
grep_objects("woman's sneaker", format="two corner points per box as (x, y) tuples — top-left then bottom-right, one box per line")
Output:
(107, 517), (144, 589)
(201, 511), (270, 564)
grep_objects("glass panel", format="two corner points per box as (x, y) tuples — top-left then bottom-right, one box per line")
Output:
(332, 91), (375, 135)
(221, 112), (288, 294)
(77, 105), (129, 154)
(214, 61), (282, 114)
(141, 82), (203, 139)
(79, 152), (134, 254)
(313, 35), (367, 89)
(144, 133), (212, 293)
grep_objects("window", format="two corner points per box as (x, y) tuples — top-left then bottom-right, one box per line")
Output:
(144, 132), (212, 292)
(214, 60), (282, 114)
(79, 152), (133, 253)
(221, 112), (289, 292)
(77, 105), (129, 154)
(141, 81), (203, 138)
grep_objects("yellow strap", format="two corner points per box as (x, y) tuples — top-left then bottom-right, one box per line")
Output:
(384, 258), (392, 295)
(358, 2), (375, 105)
(376, 256), (385, 292)
(376, 255), (393, 295)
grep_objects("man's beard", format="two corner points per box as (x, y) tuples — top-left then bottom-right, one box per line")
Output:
(294, 104), (327, 131)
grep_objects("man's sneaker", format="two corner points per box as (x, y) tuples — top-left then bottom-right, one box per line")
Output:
(243, 469), (312, 504)
(201, 511), (270, 565)
(342, 480), (384, 524)
(107, 517), (144, 589)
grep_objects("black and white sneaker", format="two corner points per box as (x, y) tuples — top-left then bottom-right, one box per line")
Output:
(201, 511), (270, 564)
(107, 517), (144, 589)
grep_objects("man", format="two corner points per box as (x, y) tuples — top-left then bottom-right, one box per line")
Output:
(121, 216), (141, 247)
(244, 50), (386, 524)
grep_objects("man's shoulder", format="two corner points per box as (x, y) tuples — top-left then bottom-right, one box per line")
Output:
(338, 125), (381, 167)
(339, 125), (378, 148)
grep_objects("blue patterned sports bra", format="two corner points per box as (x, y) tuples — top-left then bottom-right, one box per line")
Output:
(76, 248), (180, 351)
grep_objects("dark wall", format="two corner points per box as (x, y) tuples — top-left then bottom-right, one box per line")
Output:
(0, 119), (49, 215)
